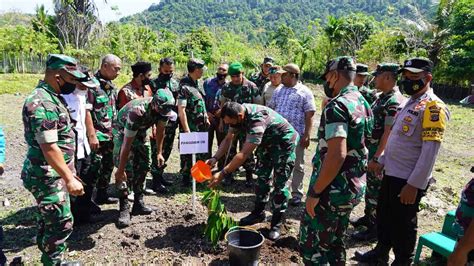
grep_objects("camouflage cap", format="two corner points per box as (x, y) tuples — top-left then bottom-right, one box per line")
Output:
(320, 56), (357, 80)
(269, 65), (282, 75)
(356, 63), (370, 75)
(372, 63), (400, 76)
(228, 61), (244, 75)
(78, 66), (100, 88)
(151, 89), (176, 117)
(263, 56), (275, 66)
(46, 54), (86, 79)
(399, 57), (433, 73)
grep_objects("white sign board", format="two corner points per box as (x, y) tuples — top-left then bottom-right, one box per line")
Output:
(179, 132), (209, 155)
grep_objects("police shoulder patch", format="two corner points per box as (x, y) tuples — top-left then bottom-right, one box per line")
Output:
(422, 100), (447, 142)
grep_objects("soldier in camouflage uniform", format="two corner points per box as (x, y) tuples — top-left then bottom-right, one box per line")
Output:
(177, 58), (210, 187)
(21, 54), (86, 265)
(113, 90), (175, 228)
(449, 168), (474, 265)
(249, 56), (274, 96)
(88, 54), (121, 205)
(208, 102), (298, 241)
(219, 61), (262, 186)
(355, 63), (378, 105)
(149, 57), (180, 193)
(299, 56), (374, 265)
(351, 63), (406, 241)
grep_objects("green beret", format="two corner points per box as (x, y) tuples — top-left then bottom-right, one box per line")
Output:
(228, 62), (244, 75)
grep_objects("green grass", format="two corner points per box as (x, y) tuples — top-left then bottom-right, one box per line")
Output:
(0, 73), (43, 94)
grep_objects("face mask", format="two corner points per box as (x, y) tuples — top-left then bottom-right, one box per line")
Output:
(58, 76), (76, 95)
(159, 73), (173, 81)
(142, 78), (151, 86)
(323, 81), (334, 98)
(216, 73), (227, 81)
(399, 77), (426, 96)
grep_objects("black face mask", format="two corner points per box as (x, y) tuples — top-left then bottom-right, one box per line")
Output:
(216, 73), (227, 81)
(399, 77), (426, 96)
(142, 78), (151, 86)
(58, 76), (76, 95)
(323, 81), (334, 98)
(158, 73), (173, 81)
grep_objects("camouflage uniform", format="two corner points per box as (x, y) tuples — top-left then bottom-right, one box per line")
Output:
(87, 71), (118, 191)
(220, 79), (261, 173)
(117, 80), (153, 109)
(113, 97), (169, 195)
(364, 87), (406, 226)
(177, 75), (209, 180)
(453, 178), (474, 261)
(299, 85), (374, 265)
(230, 104), (298, 214)
(21, 81), (77, 266)
(150, 76), (179, 178)
(359, 85), (378, 105)
(249, 72), (270, 96)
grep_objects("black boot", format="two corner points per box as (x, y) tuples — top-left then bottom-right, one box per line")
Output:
(131, 193), (153, 215)
(181, 175), (192, 187)
(267, 212), (284, 241)
(354, 244), (390, 264)
(240, 202), (266, 226)
(152, 174), (169, 194)
(352, 226), (377, 242)
(95, 188), (118, 205)
(350, 215), (371, 227)
(245, 171), (254, 188)
(117, 197), (130, 228)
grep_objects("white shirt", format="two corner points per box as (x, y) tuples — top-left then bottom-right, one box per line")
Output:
(62, 89), (92, 160)
(262, 82), (282, 107)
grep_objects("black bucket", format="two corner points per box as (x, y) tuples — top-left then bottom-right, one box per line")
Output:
(225, 226), (265, 266)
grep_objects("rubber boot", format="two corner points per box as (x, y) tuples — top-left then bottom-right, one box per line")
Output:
(131, 193), (153, 215)
(117, 197), (131, 228)
(239, 202), (266, 226)
(354, 243), (390, 264)
(268, 211), (284, 241)
(95, 188), (118, 205)
(152, 174), (169, 194)
(245, 171), (254, 188)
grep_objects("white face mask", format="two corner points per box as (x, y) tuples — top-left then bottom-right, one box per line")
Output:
(74, 88), (88, 96)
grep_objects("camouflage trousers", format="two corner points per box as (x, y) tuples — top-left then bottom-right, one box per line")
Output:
(363, 171), (382, 224)
(150, 121), (178, 178)
(113, 135), (151, 195)
(254, 142), (296, 214)
(87, 141), (114, 189)
(179, 124), (209, 181)
(22, 175), (73, 266)
(298, 172), (363, 265)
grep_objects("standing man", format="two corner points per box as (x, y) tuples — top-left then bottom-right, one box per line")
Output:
(21, 54), (85, 265)
(149, 57), (180, 194)
(203, 63), (228, 158)
(62, 67), (100, 225)
(207, 102), (299, 241)
(351, 63), (406, 241)
(117, 61), (153, 109)
(89, 54), (122, 205)
(355, 63), (377, 105)
(113, 90), (175, 228)
(250, 56), (274, 96)
(355, 58), (450, 265)
(220, 61), (262, 186)
(268, 63), (316, 206)
(298, 56), (373, 265)
(262, 65), (283, 107)
(177, 58), (209, 187)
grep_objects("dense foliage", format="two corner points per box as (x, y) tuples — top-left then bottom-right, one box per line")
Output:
(0, 0), (472, 85)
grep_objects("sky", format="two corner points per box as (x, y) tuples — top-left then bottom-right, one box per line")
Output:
(0, 0), (158, 22)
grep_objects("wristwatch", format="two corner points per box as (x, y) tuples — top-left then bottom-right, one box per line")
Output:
(372, 156), (380, 163)
(308, 188), (323, 199)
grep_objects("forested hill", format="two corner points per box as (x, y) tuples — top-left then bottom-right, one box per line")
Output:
(120, 0), (435, 42)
